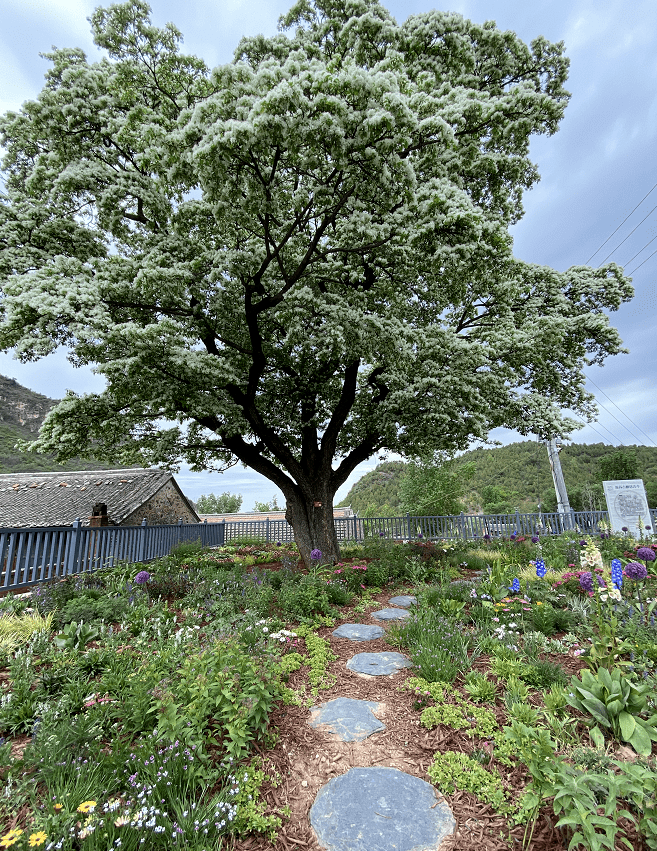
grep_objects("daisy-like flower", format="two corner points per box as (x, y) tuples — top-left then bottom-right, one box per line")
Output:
(77, 801), (97, 814)
(0, 829), (23, 848)
(28, 832), (48, 848)
(53, 804), (63, 812)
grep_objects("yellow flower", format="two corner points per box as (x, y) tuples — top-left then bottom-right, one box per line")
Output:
(0, 829), (23, 848)
(536, 601), (543, 606)
(76, 801), (97, 814)
(53, 804), (63, 812)
(28, 832), (48, 848)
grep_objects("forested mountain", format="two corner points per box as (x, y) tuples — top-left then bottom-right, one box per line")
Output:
(337, 442), (657, 515)
(0, 375), (110, 473)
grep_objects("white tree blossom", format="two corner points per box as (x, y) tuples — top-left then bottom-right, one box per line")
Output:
(0, 0), (633, 563)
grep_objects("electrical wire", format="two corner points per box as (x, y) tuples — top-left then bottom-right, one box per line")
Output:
(627, 247), (657, 277)
(600, 203), (657, 265)
(590, 397), (650, 446)
(586, 376), (657, 448)
(573, 416), (625, 446)
(586, 182), (657, 263)
(623, 232), (657, 269)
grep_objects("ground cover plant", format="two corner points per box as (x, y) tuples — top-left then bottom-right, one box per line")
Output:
(0, 530), (656, 850)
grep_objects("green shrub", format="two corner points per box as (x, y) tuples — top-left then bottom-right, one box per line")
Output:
(56, 595), (128, 627)
(427, 751), (509, 814)
(464, 671), (498, 704)
(276, 578), (333, 620)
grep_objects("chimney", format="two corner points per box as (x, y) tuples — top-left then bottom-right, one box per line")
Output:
(89, 502), (109, 527)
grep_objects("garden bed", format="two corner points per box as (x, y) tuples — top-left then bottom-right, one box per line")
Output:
(1, 533), (656, 850)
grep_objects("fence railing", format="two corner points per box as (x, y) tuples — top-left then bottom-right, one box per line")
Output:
(2, 508), (655, 594)
(1, 519), (226, 594)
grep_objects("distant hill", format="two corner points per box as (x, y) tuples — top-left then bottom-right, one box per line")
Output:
(337, 442), (657, 515)
(0, 374), (111, 473)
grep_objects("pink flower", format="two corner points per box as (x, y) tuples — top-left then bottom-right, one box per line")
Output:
(492, 617), (500, 622)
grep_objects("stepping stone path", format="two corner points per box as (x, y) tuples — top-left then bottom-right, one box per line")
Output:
(388, 595), (417, 607)
(371, 607), (411, 621)
(346, 651), (412, 676)
(309, 697), (385, 741)
(332, 623), (385, 641)
(306, 595), (455, 850)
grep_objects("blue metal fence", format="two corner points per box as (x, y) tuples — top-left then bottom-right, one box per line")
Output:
(2, 508), (655, 594)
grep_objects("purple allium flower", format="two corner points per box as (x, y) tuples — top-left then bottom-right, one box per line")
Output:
(646, 526), (652, 531)
(637, 547), (656, 563)
(276, 541), (281, 547)
(579, 571), (594, 593)
(483, 534), (491, 542)
(531, 536), (539, 544)
(625, 562), (648, 581)
(579, 540), (587, 547)
(417, 532), (423, 539)
(611, 558), (623, 590)
(134, 571), (151, 585)
(622, 527), (629, 532)
(509, 577), (520, 593)
(510, 531), (517, 539)
(535, 559), (546, 578)
(379, 531), (385, 537)
(310, 549), (322, 561)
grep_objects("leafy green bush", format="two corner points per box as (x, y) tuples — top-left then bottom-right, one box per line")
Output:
(56, 595), (128, 627)
(275, 578), (333, 620)
(566, 667), (657, 756)
(393, 609), (472, 682)
(464, 671), (498, 704)
(427, 751), (509, 813)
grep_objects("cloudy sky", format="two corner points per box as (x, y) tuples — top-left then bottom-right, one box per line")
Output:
(1, 0), (656, 508)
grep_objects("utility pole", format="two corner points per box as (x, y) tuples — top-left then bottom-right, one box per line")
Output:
(546, 439), (573, 529)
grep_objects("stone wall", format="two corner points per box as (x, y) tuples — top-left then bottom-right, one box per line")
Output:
(122, 480), (198, 526)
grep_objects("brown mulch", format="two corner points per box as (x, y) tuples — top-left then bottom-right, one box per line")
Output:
(228, 586), (576, 851)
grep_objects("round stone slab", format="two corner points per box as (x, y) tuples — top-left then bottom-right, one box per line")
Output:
(308, 697), (385, 742)
(388, 595), (417, 608)
(310, 766), (455, 851)
(346, 651), (412, 676)
(371, 607), (411, 621)
(332, 623), (385, 642)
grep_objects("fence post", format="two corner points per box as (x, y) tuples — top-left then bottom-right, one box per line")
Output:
(266, 517), (270, 543)
(137, 518), (147, 563)
(406, 513), (411, 541)
(459, 511), (466, 541)
(178, 518), (183, 544)
(64, 519), (82, 576)
(514, 509), (521, 535)
(219, 519), (226, 547)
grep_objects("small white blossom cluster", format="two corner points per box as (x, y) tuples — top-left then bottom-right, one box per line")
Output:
(269, 628), (298, 644)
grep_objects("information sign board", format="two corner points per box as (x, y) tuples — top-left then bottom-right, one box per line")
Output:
(602, 479), (651, 538)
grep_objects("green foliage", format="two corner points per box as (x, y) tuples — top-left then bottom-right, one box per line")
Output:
(427, 751), (509, 814)
(390, 609), (472, 682)
(464, 671), (498, 704)
(336, 462), (406, 515)
(294, 626), (338, 696)
(276, 577), (333, 620)
(566, 667), (657, 756)
(253, 496), (282, 512)
(53, 621), (100, 651)
(196, 491), (243, 513)
(598, 448), (640, 483)
(0, 611), (53, 652)
(508, 721), (657, 851)
(399, 458), (475, 517)
(56, 595), (128, 627)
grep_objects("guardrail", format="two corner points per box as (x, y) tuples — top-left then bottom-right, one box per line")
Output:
(2, 508), (655, 594)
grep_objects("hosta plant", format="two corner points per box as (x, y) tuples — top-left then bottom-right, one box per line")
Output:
(566, 666), (657, 756)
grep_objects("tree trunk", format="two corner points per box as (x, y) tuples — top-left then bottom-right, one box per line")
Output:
(285, 487), (341, 569)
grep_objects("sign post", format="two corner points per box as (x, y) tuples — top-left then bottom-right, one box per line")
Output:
(602, 479), (651, 538)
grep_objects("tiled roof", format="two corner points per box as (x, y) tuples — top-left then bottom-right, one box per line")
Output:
(0, 468), (195, 528)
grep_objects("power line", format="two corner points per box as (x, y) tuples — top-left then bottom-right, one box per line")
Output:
(573, 416), (625, 446)
(624, 232), (657, 268)
(600, 203), (657, 265)
(586, 376), (657, 448)
(594, 399), (648, 445)
(586, 182), (657, 263)
(627, 247), (657, 276)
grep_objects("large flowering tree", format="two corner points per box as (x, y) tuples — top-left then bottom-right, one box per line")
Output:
(0, 0), (633, 564)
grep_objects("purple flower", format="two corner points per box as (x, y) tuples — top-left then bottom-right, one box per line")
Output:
(535, 559), (546, 578)
(379, 531), (385, 537)
(417, 532), (423, 539)
(483, 534), (491, 542)
(531, 536), (539, 544)
(646, 526), (652, 531)
(611, 558), (623, 590)
(510, 531), (517, 539)
(579, 540), (587, 547)
(276, 541), (281, 546)
(310, 549), (322, 561)
(579, 572), (594, 593)
(134, 571), (151, 584)
(636, 547), (656, 563)
(625, 562), (648, 581)
(622, 527), (629, 532)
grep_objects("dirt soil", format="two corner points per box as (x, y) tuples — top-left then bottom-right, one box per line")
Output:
(229, 583), (607, 851)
